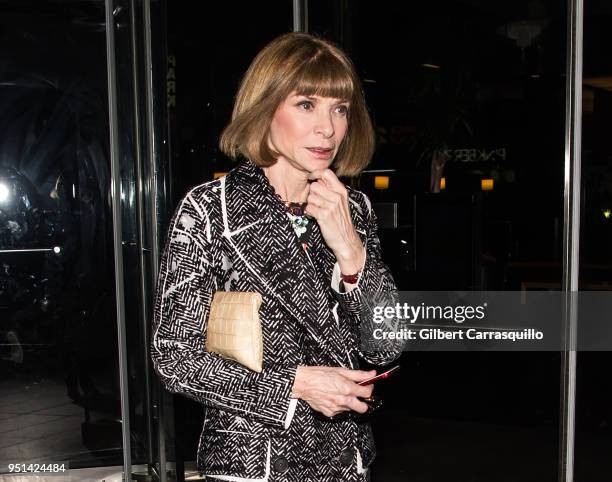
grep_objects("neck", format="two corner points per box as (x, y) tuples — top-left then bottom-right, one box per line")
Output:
(262, 158), (310, 203)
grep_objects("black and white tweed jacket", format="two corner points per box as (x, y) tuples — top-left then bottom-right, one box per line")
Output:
(151, 159), (401, 481)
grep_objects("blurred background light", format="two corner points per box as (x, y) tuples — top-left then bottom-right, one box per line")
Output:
(374, 175), (389, 190)
(481, 178), (494, 191)
(0, 182), (10, 203)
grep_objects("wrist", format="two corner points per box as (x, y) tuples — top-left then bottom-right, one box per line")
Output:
(291, 366), (306, 399)
(336, 244), (365, 275)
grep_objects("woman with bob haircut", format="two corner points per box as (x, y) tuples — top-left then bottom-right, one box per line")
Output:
(151, 32), (401, 481)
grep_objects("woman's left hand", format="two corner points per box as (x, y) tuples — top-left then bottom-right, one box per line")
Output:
(305, 169), (365, 274)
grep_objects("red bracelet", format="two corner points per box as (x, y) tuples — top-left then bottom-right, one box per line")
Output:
(340, 270), (360, 284)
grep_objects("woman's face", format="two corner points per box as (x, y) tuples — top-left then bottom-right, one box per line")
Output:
(268, 92), (349, 174)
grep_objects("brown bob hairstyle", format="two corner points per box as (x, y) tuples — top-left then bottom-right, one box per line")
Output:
(219, 32), (375, 178)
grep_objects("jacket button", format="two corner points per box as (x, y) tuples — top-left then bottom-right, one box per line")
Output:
(273, 456), (289, 473)
(339, 448), (354, 466)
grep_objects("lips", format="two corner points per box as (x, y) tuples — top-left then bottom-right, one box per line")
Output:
(307, 147), (334, 159)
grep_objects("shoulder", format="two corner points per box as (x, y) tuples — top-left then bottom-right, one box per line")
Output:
(185, 161), (252, 205)
(184, 178), (224, 206)
(175, 178), (224, 217)
(167, 179), (225, 237)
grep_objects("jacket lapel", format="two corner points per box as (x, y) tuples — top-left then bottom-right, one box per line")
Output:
(221, 160), (351, 366)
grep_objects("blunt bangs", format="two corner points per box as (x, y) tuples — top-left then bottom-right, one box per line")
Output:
(292, 53), (355, 103)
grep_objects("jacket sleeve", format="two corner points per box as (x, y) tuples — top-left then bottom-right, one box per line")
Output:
(330, 192), (403, 366)
(150, 189), (297, 429)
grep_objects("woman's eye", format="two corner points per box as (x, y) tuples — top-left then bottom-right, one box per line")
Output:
(298, 101), (314, 110)
(336, 105), (349, 115)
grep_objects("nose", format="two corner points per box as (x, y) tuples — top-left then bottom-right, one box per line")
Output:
(315, 111), (334, 138)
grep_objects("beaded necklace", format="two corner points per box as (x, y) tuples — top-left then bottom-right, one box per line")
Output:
(275, 193), (314, 251)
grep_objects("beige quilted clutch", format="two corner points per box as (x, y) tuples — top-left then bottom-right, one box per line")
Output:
(205, 291), (263, 373)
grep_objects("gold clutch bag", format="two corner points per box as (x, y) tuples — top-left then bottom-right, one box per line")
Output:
(205, 291), (263, 373)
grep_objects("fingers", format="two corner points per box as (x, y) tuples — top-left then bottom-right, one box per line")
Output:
(324, 368), (375, 411)
(338, 368), (376, 382)
(349, 398), (371, 414)
(305, 180), (346, 219)
(309, 181), (340, 203)
(338, 384), (373, 402)
(304, 193), (333, 219)
(332, 394), (370, 414)
(303, 190), (333, 219)
(308, 169), (347, 195)
(297, 366), (379, 417)
(337, 368), (376, 401)
(307, 168), (330, 183)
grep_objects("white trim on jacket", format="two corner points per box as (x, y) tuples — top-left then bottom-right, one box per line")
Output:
(204, 441), (271, 482)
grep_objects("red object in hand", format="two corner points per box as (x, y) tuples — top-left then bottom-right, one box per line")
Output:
(357, 365), (400, 386)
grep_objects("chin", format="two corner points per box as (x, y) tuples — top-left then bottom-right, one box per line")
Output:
(288, 155), (334, 174)
(306, 158), (335, 172)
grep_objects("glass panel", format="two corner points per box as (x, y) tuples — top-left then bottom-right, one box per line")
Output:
(310, 0), (567, 480)
(575, 1), (612, 480)
(167, 1), (293, 198)
(163, 0), (292, 474)
(0, 0), (123, 471)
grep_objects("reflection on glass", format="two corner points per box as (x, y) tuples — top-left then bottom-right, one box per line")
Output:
(0, 183), (10, 203)
(0, 0), (121, 470)
(310, 0), (565, 480)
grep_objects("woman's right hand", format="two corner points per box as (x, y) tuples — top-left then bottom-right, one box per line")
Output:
(290, 366), (376, 417)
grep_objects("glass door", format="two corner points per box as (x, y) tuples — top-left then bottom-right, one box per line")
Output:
(0, 0), (123, 473)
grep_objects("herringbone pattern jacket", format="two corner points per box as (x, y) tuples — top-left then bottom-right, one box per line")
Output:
(151, 159), (401, 481)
